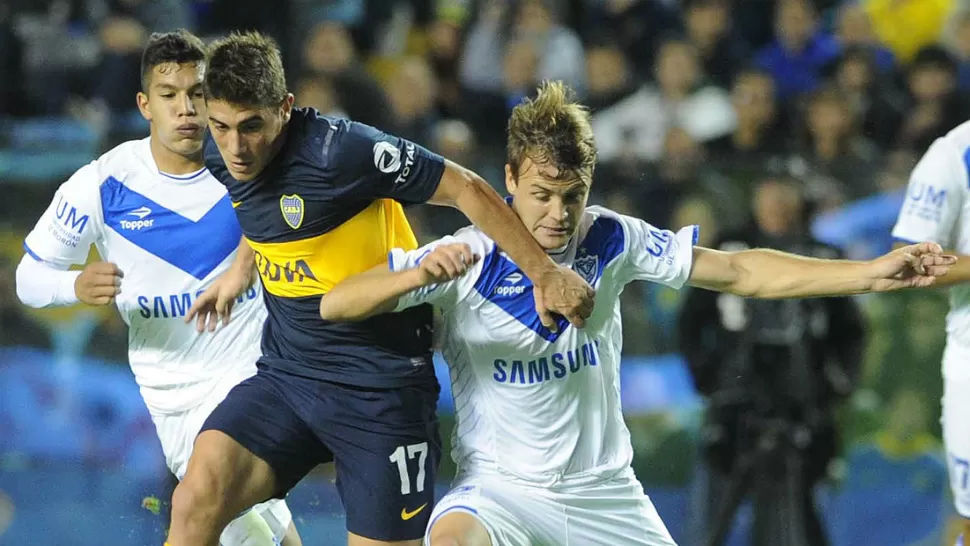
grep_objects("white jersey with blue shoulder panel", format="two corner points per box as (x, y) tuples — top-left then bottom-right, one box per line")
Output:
(389, 205), (698, 487)
(23, 137), (266, 414)
(892, 120), (970, 378)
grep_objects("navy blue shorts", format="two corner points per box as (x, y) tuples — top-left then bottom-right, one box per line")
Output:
(200, 363), (442, 542)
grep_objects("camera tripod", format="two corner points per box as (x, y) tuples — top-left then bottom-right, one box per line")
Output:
(703, 414), (820, 546)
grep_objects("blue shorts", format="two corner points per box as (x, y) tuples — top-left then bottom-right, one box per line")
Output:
(200, 363), (442, 541)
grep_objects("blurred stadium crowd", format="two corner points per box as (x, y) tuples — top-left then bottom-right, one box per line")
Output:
(1, 0), (969, 543)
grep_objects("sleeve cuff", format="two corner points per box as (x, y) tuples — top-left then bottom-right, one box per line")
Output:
(388, 248), (408, 271)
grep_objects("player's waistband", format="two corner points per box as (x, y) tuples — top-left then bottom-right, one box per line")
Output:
(457, 459), (633, 492)
(258, 294), (437, 388)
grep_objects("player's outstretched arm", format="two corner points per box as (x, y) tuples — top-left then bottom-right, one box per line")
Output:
(688, 242), (956, 299)
(428, 160), (594, 330)
(319, 243), (479, 322)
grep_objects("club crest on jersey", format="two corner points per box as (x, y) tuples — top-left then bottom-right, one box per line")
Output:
(574, 254), (599, 285)
(280, 194), (304, 229)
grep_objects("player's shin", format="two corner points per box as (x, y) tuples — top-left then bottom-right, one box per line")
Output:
(219, 509), (279, 546)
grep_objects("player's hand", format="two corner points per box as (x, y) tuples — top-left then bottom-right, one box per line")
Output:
(533, 265), (595, 331)
(74, 261), (123, 306)
(185, 266), (254, 333)
(417, 243), (480, 285)
(868, 242), (957, 291)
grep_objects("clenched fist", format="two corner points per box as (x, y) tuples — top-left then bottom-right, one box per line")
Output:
(74, 262), (123, 305)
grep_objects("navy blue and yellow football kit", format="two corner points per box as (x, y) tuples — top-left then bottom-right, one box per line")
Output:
(200, 108), (444, 541)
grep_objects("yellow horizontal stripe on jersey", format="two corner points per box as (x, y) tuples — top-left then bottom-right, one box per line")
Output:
(247, 199), (418, 298)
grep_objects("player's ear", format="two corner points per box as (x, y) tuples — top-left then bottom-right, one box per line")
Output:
(281, 93), (295, 122)
(505, 164), (518, 194)
(136, 91), (152, 122)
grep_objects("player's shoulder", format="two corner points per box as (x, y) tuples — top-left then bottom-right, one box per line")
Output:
(427, 225), (495, 265)
(928, 120), (970, 159)
(96, 137), (153, 176)
(63, 138), (151, 194)
(581, 205), (646, 241)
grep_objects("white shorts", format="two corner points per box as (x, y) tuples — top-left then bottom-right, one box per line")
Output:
(426, 469), (677, 546)
(944, 369), (970, 518)
(150, 371), (292, 541)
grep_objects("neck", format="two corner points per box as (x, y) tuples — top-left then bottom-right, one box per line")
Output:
(150, 134), (203, 175)
(814, 137), (840, 160)
(663, 87), (689, 101)
(734, 124), (763, 149)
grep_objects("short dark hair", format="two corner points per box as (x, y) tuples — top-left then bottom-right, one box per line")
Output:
(140, 29), (206, 92)
(205, 31), (287, 108)
(507, 81), (597, 185)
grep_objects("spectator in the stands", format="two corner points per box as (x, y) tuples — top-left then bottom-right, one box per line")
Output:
(754, 0), (841, 102)
(682, 0), (747, 88)
(301, 21), (396, 131)
(896, 45), (970, 154)
(864, 0), (953, 64)
(592, 38), (735, 163)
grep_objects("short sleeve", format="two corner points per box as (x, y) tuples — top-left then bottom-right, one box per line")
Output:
(388, 231), (491, 311)
(892, 137), (966, 248)
(329, 120), (446, 205)
(615, 213), (698, 289)
(23, 163), (103, 268)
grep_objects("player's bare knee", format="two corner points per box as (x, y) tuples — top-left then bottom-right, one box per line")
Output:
(428, 512), (491, 546)
(170, 479), (217, 525)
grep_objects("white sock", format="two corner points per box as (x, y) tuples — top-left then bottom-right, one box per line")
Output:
(219, 509), (279, 546)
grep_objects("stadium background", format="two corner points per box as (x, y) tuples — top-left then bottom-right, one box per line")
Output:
(0, 0), (963, 543)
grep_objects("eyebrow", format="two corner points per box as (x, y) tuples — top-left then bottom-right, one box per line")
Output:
(207, 114), (263, 127)
(532, 181), (587, 193)
(154, 83), (203, 92)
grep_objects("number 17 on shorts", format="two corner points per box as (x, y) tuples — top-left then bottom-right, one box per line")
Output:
(391, 442), (431, 520)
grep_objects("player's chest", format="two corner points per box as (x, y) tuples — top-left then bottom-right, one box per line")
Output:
(226, 178), (368, 241)
(99, 177), (242, 284)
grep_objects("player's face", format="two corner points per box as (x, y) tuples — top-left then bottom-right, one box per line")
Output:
(136, 62), (206, 157)
(506, 158), (589, 250)
(206, 94), (295, 181)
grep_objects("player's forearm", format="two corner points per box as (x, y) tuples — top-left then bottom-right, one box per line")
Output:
(230, 236), (257, 281)
(726, 249), (873, 299)
(444, 168), (554, 281)
(15, 254), (81, 308)
(319, 267), (425, 322)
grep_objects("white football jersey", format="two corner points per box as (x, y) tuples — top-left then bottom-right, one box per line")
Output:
(389, 206), (698, 486)
(892, 121), (970, 378)
(23, 137), (266, 413)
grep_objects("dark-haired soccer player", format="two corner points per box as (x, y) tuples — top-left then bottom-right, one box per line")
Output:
(14, 30), (300, 545)
(166, 30), (595, 546)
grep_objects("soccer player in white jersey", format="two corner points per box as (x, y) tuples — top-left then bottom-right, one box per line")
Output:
(317, 81), (955, 546)
(13, 31), (301, 546)
(892, 121), (970, 545)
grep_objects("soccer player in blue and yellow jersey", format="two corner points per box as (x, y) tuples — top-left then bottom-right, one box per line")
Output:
(164, 31), (595, 546)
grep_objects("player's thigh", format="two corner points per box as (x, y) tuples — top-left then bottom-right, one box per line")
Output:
(559, 473), (677, 546)
(944, 376), (970, 518)
(426, 481), (541, 546)
(315, 380), (442, 543)
(149, 409), (195, 480)
(151, 369), (258, 480)
(190, 370), (327, 511)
